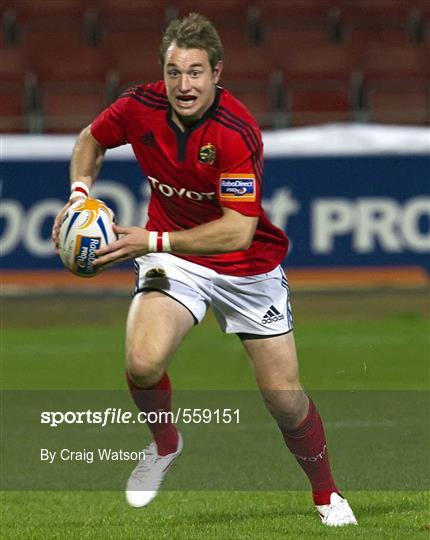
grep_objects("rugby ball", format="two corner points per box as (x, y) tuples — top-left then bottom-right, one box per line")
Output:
(59, 198), (117, 277)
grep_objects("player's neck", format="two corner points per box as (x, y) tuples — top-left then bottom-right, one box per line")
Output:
(171, 111), (200, 132)
(170, 88), (219, 132)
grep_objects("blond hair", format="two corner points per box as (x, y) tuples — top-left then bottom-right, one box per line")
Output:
(160, 12), (224, 71)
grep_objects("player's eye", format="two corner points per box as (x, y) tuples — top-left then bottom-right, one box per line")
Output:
(190, 70), (202, 78)
(167, 70), (179, 78)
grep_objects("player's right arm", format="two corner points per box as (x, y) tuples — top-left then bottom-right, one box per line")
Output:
(52, 88), (130, 250)
(70, 125), (106, 189)
(51, 125), (107, 250)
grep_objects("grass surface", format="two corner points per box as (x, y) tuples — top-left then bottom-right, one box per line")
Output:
(1, 491), (429, 539)
(1, 290), (429, 538)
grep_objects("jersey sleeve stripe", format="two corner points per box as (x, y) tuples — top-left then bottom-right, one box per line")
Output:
(133, 87), (168, 104)
(214, 111), (261, 156)
(120, 86), (169, 108)
(144, 88), (169, 102)
(216, 115), (263, 182)
(217, 108), (260, 153)
(123, 93), (168, 110)
(214, 110), (263, 180)
(212, 116), (262, 185)
(218, 106), (261, 154)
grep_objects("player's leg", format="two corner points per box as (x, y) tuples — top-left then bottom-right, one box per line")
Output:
(126, 290), (195, 454)
(126, 290), (195, 388)
(125, 254), (210, 508)
(242, 332), (337, 495)
(127, 253), (209, 455)
(212, 266), (357, 525)
(124, 291), (195, 508)
(243, 332), (357, 526)
(242, 330), (308, 426)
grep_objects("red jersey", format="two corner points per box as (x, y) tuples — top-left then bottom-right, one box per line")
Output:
(91, 81), (288, 276)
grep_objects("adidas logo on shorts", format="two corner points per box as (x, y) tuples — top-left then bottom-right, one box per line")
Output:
(261, 305), (285, 324)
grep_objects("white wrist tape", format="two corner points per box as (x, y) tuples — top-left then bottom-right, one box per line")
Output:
(148, 231), (158, 252)
(162, 232), (171, 252)
(70, 181), (90, 199)
(147, 231), (172, 253)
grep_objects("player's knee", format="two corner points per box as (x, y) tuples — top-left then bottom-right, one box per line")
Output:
(126, 348), (165, 387)
(263, 389), (308, 428)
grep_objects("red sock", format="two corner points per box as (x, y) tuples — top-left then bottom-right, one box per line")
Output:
(279, 398), (338, 505)
(125, 371), (179, 456)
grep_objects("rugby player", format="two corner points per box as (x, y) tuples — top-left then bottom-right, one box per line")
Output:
(52, 13), (357, 527)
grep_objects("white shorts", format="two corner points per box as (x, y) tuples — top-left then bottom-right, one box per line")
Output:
(133, 253), (293, 338)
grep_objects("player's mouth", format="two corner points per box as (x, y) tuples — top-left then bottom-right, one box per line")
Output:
(175, 95), (198, 108)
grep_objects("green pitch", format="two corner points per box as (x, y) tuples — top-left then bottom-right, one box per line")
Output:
(1, 289), (429, 538)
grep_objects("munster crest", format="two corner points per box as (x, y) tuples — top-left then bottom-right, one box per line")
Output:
(198, 143), (216, 165)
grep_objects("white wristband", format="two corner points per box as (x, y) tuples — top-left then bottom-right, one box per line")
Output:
(162, 232), (171, 252)
(147, 231), (171, 253)
(70, 181), (90, 200)
(148, 231), (158, 252)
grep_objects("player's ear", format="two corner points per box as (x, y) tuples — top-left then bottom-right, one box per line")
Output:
(212, 61), (223, 84)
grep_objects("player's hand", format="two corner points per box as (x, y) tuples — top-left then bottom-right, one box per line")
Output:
(51, 196), (85, 252)
(93, 224), (150, 267)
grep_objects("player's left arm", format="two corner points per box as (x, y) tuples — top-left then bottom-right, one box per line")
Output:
(93, 208), (257, 266)
(170, 207), (258, 253)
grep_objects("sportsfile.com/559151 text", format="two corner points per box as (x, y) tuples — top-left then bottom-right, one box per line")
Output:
(40, 408), (241, 427)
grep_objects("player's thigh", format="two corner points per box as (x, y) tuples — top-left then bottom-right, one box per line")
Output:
(126, 291), (195, 374)
(242, 330), (302, 391)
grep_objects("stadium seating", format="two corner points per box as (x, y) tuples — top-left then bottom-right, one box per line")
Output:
(42, 88), (107, 133)
(112, 52), (163, 95)
(261, 28), (333, 62)
(20, 28), (93, 65)
(0, 44), (36, 132)
(425, 12), (430, 44)
(24, 42), (111, 85)
(102, 28), (163, 94)
(176, 0), (254, 27)
(2, 0), (97, 46)
(1, 0), (429, 132)
(220, 74), (280, 129)
(14, 24), (113, 133)
(218, 28), (267, 81)
(93, 0), (172, 31)
(9, 0), (90, 20)
(279, 44), (357, 82)
(361, 42), (430, 81)
(0, 46), (25, 84)
(0, 89), (27, 132)
(366, 83), (430, 125)
(344, 28), (415, 49)
(285, 83), (354, 126)
(255, 0), (337, 30)
(336, 0), (419, 31)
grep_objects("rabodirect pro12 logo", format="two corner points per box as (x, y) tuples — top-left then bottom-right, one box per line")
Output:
(219, 174), (256, 202)
(74, 236), (101, 275)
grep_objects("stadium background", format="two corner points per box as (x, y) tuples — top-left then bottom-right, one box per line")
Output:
(1, 1), (429, 539)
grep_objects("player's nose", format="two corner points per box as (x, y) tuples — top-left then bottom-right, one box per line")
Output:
(178, 74), (192, 92)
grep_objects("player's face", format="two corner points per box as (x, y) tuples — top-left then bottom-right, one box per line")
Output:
(164, 44), (222, 127)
